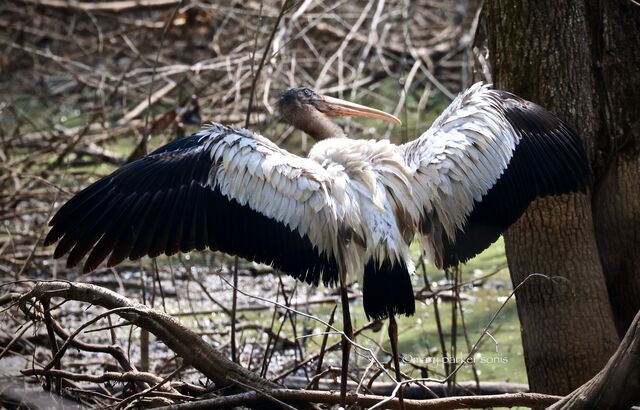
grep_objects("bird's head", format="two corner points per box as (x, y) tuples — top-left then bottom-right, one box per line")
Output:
(276, 87), (400, 140)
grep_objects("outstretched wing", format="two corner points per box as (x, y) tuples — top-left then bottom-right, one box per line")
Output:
(403, 83), (589, 268)
(45, 123), (340, 286)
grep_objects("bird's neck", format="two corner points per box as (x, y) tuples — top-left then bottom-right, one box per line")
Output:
(293, 110), (345, 140)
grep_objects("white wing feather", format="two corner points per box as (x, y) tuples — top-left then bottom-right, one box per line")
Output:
(403, 82), (520, 240)
(200, 124), (342, 259)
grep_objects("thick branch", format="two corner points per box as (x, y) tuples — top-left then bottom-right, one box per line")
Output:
(154, 389), (561, 410)
(20, 281), (278, 393)
(284, 377), (529, 397)
(549, 309), (640, 409)
(21, 369), (178, 393)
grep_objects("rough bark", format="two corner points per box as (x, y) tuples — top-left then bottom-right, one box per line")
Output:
(501, 197), (617, 395)
(589, 0), (640, 337)
(480, 0), (640, 395)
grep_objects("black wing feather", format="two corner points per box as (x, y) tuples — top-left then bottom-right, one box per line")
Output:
(441, 90), (589, 268)
(129, 191), (165, 260)
(45, 132), (339, 286)
(107, 192), (151, 267)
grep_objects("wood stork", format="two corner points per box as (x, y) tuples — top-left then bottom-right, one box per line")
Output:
(44, 83), (588, 395)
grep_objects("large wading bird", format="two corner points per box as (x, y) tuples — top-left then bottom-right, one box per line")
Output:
(45, 83), (588, 395)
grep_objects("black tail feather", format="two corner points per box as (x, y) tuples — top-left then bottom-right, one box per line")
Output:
(362, 259), (415, 320)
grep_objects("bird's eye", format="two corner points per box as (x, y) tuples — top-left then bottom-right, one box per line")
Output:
(302, 88), (313, 97)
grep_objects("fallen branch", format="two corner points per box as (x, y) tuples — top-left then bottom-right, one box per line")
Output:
(21, 369), (179, 393)
(153, 389), (561, 410)
(283, 377), (529, 398)
(19, 281), (278, 393)
(549, 309), (640, 409)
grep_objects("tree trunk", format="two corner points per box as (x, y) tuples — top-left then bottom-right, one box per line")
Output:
(481, 0), (640, 395)
(589, 0), (640, 337)
(502, 198), (617, 395)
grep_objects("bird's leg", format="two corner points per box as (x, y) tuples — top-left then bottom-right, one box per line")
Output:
(338, 271), (353, 408)
(388, 311), (404, 407)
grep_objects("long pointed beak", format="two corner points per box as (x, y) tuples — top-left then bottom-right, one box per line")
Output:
(315, 95), (401, 125)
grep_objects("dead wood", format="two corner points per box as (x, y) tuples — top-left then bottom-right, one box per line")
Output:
(283, 376), (530, 398)
(152, 389), (561, 409)
(11, 280), (328, 409)
(549, 308), (640, 409)
(19, 280), (278, 393)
